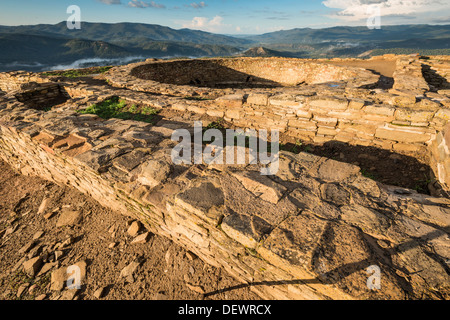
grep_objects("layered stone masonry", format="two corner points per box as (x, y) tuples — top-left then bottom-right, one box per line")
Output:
(0, 70), (51, 92)
(14, 82), (69, 110)
(129, 58), (379, 88)
(1, 57), (449, 190)
(0, 98), (449, 299)
(422, 56), (450, 94)
(103, 56), (450, 190)
(0, 56), (449, 300)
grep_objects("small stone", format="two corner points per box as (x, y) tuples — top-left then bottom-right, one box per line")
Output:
(43, 212), (56, 220)
(120, 258), (143, 281)
(93, 287), (106, 299)
(126, 220), (134, 227)
(32, 231), (45, 241)
(51, 268), (67, 291)
(35, 294), (47, 300)
(137, 159), (172, 188)
(27, 244), (43, 259)
(38, 262), (58, 276)
(127, 221), (141, 237)
(54, 250), (64, 261)
(3, 225), (18, 238)
(61, 236), (74, 247)
(19, 241), (36, 254)
(131, 232), (151, 244)
(37, 198), (49, 215)
(60, 289), (79, 300)
(186, 284), (205, 295)
(23, 256), (42, 277)
(28, 284), (38, 295)
(56, 210), (83, 227)
(165, 250), (171, 265)
(12, 257), (27, 273)
(17, 283), (29, 298)
(108, 242), (118, 249)
(51, 260), (87, 291)
(185, 252), (197, 261)
(151, 292), (169, 300)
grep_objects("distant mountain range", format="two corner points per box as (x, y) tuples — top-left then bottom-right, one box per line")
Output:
(247, 25), (450, 44)
(0, 22), (449, 72)
(237, 47), (296, 58)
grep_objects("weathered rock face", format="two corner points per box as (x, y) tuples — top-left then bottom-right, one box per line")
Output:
(0, 55), (449, 300)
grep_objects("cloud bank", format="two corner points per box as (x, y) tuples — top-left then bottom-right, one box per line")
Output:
(322, 0), (450, 22)
(128, 0), (166, 8)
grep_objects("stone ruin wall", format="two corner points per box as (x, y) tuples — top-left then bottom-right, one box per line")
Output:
(0, 56), (449, 300)
(0, 56), (449, 194)
(106, 57), (450, 191)
(0, 71), (51, 92)
(2, 56), (448, 193)
(130, 58), (376, 87)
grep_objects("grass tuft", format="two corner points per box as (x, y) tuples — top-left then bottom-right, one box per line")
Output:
(77, 96), (159, 124)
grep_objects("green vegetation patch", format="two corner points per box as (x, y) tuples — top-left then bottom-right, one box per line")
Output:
(77, 96), (159, 124)
(42, 66), (113, 78)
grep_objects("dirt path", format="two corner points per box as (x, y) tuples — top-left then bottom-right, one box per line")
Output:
(0, 160), (259, 300)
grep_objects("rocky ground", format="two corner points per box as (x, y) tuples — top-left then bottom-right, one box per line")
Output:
(0, 160), (258, 300)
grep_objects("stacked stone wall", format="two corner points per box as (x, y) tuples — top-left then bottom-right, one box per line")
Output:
(0, 101), (448, 300)
(0, 56), (449, 300)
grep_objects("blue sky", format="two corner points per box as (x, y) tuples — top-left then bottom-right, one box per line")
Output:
(1, 0), (449, 34)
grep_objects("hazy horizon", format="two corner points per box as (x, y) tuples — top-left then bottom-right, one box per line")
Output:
(1, 20), (450, 36)
(1, 0), (449, 35)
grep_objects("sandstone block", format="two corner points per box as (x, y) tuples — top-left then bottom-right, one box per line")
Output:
(348, 99), (366, 110)
(259, 213), (328, 269)
(289, 119), (317, 131)
(216, 94), (244, 108)
(247, 93), (269, 106)
(206, 109), (225, 118)
(221, 213), (272, 249)
(317, 127), (338, 136)
(309, 96), (348, 111)
(315, 159), (360, 182)
(395, 108), (435, 123)
(137, 158), (172, 188)
(363, 104), (395, 116)
(375, 127), (432, 143)
(313, 115), (338, 127)
(231, 171), (287, 204)
(225, 109), (240, 120)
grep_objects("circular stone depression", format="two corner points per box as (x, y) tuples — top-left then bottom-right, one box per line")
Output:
(130, 58), (366, 89)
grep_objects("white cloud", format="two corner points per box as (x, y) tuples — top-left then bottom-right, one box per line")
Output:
(190, 2), (208, 9)
(97, 0), (122, 4)
(128, 0), (165, 8)
(181, 16), (228, 32)
(322, 0), (450, 22)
